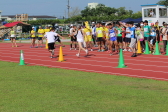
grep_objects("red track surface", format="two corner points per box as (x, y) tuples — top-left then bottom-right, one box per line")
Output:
(0, 43), (168, 81)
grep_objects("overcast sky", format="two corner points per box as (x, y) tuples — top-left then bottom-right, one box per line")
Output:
(0, 0), (160, 18)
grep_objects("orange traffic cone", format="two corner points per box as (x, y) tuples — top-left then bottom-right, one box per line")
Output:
(45, 40), (48, 49)
(137, 40), (142, 54)
(58, 46), (65, 62)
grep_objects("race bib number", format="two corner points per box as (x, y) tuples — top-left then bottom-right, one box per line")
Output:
(110, 33), (115, 37)
(144, 28), (148, 32)
(131, 31), (134, 35)
(98, 30), (102, 34)
(86, 32), (90, 35)
(151, 32), (156, 35)
(118, 30), (121, 34)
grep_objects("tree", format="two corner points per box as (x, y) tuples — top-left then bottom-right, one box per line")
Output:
(157, 0), (168, 6)
(69, 7), (81, 18)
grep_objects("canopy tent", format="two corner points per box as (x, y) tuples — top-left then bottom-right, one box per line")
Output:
(121, 18), (135, 23)
(0, 21), (30, 29)
(0, 21), (30, 39)
(121, 18), (142, 23)
(133, 18), (142, 23)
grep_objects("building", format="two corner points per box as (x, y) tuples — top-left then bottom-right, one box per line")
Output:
(88, 3), (99, 9)
(1, 15), (57, 21)
(141, 4), (168, 26)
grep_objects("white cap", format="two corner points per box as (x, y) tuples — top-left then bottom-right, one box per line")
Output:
(70, 24), (73, 27)
(32, 27), (35, 28)
(92, 22), (95, 24)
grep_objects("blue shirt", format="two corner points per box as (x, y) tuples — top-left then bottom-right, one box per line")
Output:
(109, 28), (115, 37)
(130, 27), (136, 38)
(150, 28), (156, 36)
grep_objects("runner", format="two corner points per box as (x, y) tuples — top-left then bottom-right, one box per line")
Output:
(150, 23), (157, 54)
(76, 25), (88, 57)
(10, 28), (18, 47)
(69, 25), (77, 50)
(128, 21), (137, 57)
(30, 27), (36, 48)
(44, 28), (64, 58)
(83, 25), (93, 51)
(116, 22), (123, 50)
(102, 23), (109, 51)
(143, 20), (152, 51)
(91, 22), (97, 47)
(122, 24), (126, 51)
(96, 22), (105, 52)
(125, 22), (131, 52)
(161, 23), (168, 54)
(108, 23), (118, 54)
(36, 26), (45, 48)
(55, 34), (65, 47)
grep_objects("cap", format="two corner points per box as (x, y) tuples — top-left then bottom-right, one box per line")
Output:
(70, 24), (73, 27)
(151, 23), (154, 25)
(32, 27), (35, 28)
(92, 22), (95, 24)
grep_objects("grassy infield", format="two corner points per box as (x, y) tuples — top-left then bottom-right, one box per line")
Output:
(0, 61), (168, 112)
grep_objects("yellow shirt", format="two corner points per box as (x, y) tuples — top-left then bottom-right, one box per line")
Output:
(44, 29), (50, 34)
(96, 27), (104, 37)
(38, 29), (45, 37)
(83, 28), (92, 37)
(104, 27), (109, 39)
(31, 30), (36, 37)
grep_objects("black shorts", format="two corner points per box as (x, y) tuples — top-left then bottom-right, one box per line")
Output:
(117, 36), (123, 43)
(38, 37), (42, 40)
(96, 37), (103, 42)
(48, 43), (55, 50)
(125, 38), (131, 43)
(71, 36), (77, 42)
(31, 37), (36, 39)
(56, 37), (61, 42)
(144, 37), (151, 42)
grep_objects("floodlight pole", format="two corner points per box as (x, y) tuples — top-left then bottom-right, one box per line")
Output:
(67, 0), (70, 18)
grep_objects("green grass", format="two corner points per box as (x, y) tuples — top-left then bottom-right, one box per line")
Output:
(0, 61), (168, 112)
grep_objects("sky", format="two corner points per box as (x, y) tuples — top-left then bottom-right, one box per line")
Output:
(0, 0), (160, 18)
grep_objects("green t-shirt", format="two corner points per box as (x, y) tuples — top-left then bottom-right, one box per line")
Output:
(117, 27), (122, 36)
(143, 25), (151, 37)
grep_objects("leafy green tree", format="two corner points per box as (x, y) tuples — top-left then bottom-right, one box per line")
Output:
(157, 0), (168, 6)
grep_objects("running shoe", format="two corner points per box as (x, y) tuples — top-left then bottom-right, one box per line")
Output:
(35, 46), (38, 48)
(101, 50), (105, 52)
(85, 49), (88, 54)
(123, 49), (127, 51)
(97, 50), (101, 52)
(90, 49), (93, 51)
(76, 53), (80, 57)
(50, 56), (53, 59)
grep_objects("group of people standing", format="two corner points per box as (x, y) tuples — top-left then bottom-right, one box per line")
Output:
(69, 20), (168, 57)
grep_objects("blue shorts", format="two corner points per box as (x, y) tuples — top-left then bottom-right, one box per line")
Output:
(110, 37), (117, 41)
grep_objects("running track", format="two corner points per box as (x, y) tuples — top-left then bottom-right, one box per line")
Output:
(0, 43), (168, 81)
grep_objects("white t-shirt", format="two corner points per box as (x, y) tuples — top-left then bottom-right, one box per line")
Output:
(77, 30), (84, 42)
(126, 27), (131, 38)
(70, 28), (74, 35)
(44, 32), (58, 43)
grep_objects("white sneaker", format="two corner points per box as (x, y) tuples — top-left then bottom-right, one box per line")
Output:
(91, 49), (93, 51)
(123, 49), (127, 51)
(70, 48), (72, 50)
(85, 49), (88, 55)
(75, 48), (77, 50)
(128, 49), (132, 52)
(76, 53), (80, 57)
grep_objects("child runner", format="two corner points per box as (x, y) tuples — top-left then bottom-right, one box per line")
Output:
(150, 23), (157, 54)
(161, 23), (168, 54)
(30, 27), (36, 48)
(76, 25), (88, 57)
(125, 22), (131, 51)
(108, 23), (118, 54)
(10, 28), (18, 47)
(96, 22), (105, 52)
(44, 28), (64, 58)
(143, 20), (151, 51)
(83, 26), (93, 51)
(128, 21), (137, 57)
(37, 26), (44, 48)
(116, 23), (123, 50)
(70, 25), (77, 50)
(91, 22), (97, 47)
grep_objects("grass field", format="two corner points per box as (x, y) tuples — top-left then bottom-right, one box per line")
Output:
(0, 61), (168, 112)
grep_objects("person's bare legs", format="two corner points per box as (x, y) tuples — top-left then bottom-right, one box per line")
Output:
(13, 38), (17, 47)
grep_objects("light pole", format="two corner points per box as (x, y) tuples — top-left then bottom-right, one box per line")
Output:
(67, 0), (70, 18)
